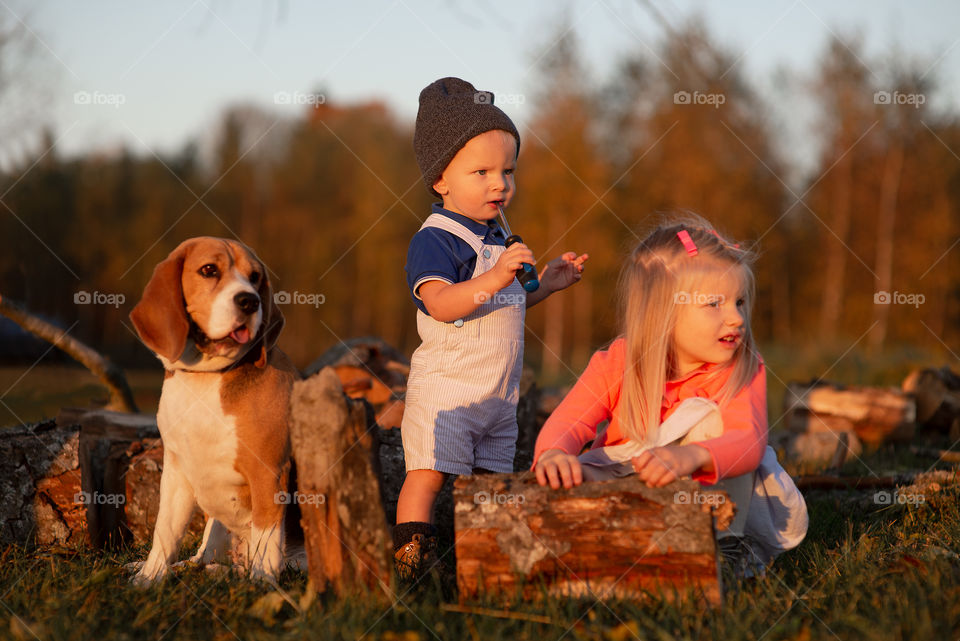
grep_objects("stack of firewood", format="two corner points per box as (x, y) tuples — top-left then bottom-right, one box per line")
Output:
(782, 366), (960, 468)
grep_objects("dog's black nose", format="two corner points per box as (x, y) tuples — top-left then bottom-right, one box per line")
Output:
(234, 292), (260, 315)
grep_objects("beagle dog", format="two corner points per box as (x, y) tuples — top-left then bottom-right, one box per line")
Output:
(129, 237), (297, 585)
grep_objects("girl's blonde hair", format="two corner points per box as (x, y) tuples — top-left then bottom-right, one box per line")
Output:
(618, 214), (760, 444)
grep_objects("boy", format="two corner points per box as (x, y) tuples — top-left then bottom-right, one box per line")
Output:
(394, 77), (588, 580)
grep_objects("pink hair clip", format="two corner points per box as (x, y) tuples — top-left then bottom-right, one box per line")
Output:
(677, 230), (698, 256)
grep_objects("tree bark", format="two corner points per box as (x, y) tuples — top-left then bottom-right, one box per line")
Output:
(289, 367), (392, 598)
(454, 472), (725, 604)
(869, 141), (905, 352)
(0, 420), (85, 546)
(818, 153), (853, 338)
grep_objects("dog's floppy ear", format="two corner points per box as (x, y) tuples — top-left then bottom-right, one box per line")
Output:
(254, 261), (284, 368)
(130, 242), (192, 363)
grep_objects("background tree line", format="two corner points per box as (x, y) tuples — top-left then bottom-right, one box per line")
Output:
(1, 22), (957, 377)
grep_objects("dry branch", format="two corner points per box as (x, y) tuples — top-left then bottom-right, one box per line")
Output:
(0, 294), (137, 412)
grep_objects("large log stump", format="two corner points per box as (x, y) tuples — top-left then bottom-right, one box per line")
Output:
(784, 380), (916, 449)
(290, 367), (392, 597)
(68, 408), (163, 547)
(454, 472), (725, 604)
(0, 420), (84, 546)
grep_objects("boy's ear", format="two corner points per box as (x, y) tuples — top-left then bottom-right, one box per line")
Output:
(432, 176), (449, 196)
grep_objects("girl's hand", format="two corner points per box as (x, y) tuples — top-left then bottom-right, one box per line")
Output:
(631, 444), (711, 488)
(538, 252), (589, 293)
(534, 448), (583, 489)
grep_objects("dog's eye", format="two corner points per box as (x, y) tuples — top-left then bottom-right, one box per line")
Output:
(249, 272), (260, 286)
(199, 264), (219, 278)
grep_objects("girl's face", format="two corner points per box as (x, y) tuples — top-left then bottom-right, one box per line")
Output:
(671, 265), (746, 377)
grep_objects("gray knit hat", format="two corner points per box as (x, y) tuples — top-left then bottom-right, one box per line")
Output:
(414, 77), (520, 198)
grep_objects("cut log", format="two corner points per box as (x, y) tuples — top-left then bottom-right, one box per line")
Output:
(783, 380), (915, 447)
(289, 367), (392, 598)
(55, 407), (204, 547)
(512, 372), (541, 472)
(903, 367), (960, 438)
(0, 420), (85, 546)
(304, 337), (410, 430)
(454, 472), (725, 604)
(71, 408), (161, 548)
(121, 437), (207, 545)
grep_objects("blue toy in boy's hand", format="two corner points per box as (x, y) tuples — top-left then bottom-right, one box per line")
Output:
(498, 206), (540, 292)
(504, 235), (540, 292)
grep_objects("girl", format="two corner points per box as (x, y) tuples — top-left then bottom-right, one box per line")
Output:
(533, 216), (807, 575)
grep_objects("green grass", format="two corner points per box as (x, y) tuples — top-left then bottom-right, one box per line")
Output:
(0, 366), (163, 427)
(3, 456), (959, 641)
(2, 355), (959, 639)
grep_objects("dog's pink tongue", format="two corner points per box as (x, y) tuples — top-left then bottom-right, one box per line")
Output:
(230, 327), (251, 344)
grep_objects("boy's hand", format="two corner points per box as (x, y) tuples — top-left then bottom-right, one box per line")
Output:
(535, 448), (583, 489)
(630, 444), (711, 487)
(539, 252), (588, 293)
(490, 242), (536, 291)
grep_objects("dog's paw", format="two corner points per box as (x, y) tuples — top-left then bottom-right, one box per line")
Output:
(129, 563), (167, 587)
(123, 561), (145, 573)
(249, 564), (280, 584)
(173, 558), (201, 569)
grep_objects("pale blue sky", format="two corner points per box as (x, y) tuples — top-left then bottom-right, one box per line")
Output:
(4, 0), (959, 177)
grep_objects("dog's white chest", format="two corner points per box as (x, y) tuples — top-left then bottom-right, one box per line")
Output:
(158, 372), (247, 524)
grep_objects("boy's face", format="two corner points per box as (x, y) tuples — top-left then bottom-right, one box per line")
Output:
(432, 129), (517, 224)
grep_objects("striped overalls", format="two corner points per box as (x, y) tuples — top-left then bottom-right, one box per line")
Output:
(401, 213), (526, 475)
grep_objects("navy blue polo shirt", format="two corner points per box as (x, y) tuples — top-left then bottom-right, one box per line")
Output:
(405, 204), (507, 315)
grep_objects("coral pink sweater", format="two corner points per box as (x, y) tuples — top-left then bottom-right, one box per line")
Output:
(532, 338), (767, 485)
